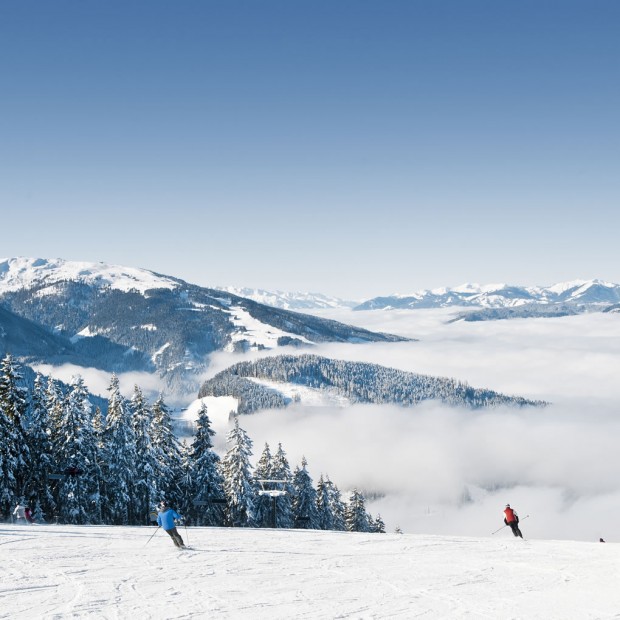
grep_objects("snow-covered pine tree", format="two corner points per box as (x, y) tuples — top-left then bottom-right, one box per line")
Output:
(253, 443), (273, 528)
(316, 474), (334, 531)
(45, 376), (64, 448)
(102, 375), (136, 524)
(24, 373), (56, 520)
(0, 354), (30, 508)
(54, 376), (99, 524)
(372, 514), (386, 533)
(150, 393), (183, 507)
(130, 385), (157, 525)
(178, 440), (193, 521)
(185, 403), (225, 526)
(292, 457), (319, 529)
(0, 398), (21, 516)
(345, 488), (371, 532)
(220, 416), (255, 527)
(326, 477), (347, 531)
(90, 406), (105, 523)
(269, 443), (294, 528)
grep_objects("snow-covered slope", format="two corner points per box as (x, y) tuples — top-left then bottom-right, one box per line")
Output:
(0, 257), (179, 294)
(1, 524), (618, 619)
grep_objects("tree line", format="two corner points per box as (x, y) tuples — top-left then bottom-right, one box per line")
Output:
(0, 354), (384, 533)
(199, 354), (547, 414)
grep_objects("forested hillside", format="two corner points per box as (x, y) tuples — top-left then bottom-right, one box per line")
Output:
(199, 354), (546, 414)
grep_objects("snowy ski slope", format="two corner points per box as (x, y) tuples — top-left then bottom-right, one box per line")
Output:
(1, 523), (618, 619)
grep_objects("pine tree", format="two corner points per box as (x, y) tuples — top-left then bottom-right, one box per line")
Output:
(45, 376), (64, 452)
(0, 399), (21, 516)
(253, 443), (273, 528)
(24, 373), (56, 520)
(372, 514), (386, 533)
(220, 416), (254, 527)
(345, 488), (371, 532)
(151, 393), (183, 507)
(186, 403), (225, 526)
(292, 457), (319, 529)
(178, 440), (193, 522)
(316, 474), (334, 530)
(0, 355), (30, 508)
(90, 406), (105, 523)
(102, 375), (136, 524)
(326, 477), (346, 531)
(269, 443), (294, 528)
(54, 376), (98, 524)
(130, 385), (157, 524)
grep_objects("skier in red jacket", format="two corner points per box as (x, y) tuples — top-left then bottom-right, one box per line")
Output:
(503, 504), (523, 538)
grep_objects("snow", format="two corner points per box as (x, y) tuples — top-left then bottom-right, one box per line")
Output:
(248, 377), (352, 408)
(216, 286), (357, 310)
(223, 306), (314, 350)
(69, 326), (101, 344)
(1, 524), (618, 619)
(0, 257), (178, 295)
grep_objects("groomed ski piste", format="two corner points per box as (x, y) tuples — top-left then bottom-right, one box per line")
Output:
(1, 524), (619, 619)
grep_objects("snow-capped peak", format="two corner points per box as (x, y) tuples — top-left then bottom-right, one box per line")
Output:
(0, 257), (179, 295)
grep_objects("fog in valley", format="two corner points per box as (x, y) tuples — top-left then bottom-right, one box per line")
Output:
(214, 309), (620, 541)
(39, 308), (620, 541)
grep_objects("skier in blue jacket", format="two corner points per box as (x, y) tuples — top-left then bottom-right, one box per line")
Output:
(157, 501), (185, 548)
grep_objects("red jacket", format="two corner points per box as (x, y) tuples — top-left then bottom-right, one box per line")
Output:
(504, 507), (518, 524)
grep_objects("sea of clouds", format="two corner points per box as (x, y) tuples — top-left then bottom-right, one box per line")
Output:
(217, 308), (620, 541)
(35, 307), (620, 541)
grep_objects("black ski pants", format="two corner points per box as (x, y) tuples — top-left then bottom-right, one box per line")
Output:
(165, 527), (185, 547)
(508, 522), (523, 538)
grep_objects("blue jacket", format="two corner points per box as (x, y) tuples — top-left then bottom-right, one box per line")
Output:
(157, 508), (181, 531)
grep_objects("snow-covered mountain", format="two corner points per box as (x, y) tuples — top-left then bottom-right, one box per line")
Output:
(354, 279), (620, 311)
(0, 258), (406, 394)
(205, 279), (620, 313)
(0, 256), (180, 294)
(215, 285), (358, 310)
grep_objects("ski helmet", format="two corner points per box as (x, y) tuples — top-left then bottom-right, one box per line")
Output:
(505, 504), (510, 508)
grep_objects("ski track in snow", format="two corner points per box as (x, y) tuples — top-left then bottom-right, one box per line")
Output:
(1, 525), (620, 619)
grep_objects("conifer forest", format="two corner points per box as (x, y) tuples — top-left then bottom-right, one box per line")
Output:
(0, 354), (384, 533)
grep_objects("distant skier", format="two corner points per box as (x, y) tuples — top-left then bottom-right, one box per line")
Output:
(13, 503), (28, 524)
(503, 504), (523, 538)
(157, 501), (185, 548)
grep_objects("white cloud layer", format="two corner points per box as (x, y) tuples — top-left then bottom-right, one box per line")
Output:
(32, 363), (167, 402)
(209, 309), (620, 542)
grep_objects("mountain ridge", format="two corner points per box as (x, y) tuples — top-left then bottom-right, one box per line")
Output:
(0, 258), (407, 395)
(218, 279), (620, 312)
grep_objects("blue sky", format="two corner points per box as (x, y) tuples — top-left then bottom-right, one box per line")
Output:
(1, 1), (618, 299)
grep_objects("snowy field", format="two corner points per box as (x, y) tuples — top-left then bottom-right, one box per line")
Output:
(1, 524), (619, 620)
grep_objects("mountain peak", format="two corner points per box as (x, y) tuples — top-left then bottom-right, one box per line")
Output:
(0, 257), (179, 295)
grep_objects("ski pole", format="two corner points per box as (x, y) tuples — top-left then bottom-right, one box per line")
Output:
(492, 514), (530, 535)
(145, 526), (160, 546)
(184, 522), (190, 546)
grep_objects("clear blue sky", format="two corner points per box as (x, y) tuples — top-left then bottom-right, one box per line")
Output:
(1, 1), (618, 298)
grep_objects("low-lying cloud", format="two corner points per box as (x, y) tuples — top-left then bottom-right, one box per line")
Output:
(213, 308), (620, 542)
(239, 401), (620, 541)
(32, 363), (167, 402)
